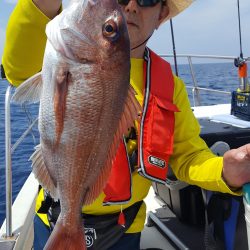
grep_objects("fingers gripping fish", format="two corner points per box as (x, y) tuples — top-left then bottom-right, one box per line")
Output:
(12, 0), (141, 249)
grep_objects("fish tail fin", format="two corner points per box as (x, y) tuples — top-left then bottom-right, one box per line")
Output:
(44, 221), (86, 250)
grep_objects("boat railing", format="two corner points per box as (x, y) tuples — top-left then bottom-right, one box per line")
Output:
(2, 84), (38, 239)
(160, 54), (250, 106)
(4, 85), (13, 238)
(1, 53), (250, 240)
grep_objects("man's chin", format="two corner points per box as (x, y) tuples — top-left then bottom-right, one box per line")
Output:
(127, 28), (139, 40)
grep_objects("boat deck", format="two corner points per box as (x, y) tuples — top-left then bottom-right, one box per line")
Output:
(141, 187), (206, 250)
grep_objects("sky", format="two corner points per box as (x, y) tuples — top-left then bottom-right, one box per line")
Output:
(0, 0), (250, 65)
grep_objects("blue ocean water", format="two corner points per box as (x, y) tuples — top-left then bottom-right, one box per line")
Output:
(0, 62), (247, 225)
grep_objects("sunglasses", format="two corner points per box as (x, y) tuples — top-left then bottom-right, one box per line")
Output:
(118, 0), (166, 7)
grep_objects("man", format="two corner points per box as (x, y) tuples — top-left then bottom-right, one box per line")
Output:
(2, 0), (250, 249)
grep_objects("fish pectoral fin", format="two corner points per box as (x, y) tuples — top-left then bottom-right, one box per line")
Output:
(11, 72), (42, 104)
(30, 144), (59, 200)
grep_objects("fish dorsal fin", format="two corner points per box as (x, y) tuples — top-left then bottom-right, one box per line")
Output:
(84, 85), (141, 205)
(30, 144), (59, 200)
(11, 72), (42, 104)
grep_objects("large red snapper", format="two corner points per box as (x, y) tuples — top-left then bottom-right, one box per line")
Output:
(12, 0), (140, 249)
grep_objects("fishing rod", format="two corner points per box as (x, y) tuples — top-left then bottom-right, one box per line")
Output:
(234, 0), (248, 91)
(237, 0), (243, 59)
(233, 2), (250, 239)
(231, 0), (250, 120)
(170, 19), (179, 76)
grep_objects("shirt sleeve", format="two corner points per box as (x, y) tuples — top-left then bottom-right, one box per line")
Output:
(2, 0), (51, 86)
(170, 75), (241, 196)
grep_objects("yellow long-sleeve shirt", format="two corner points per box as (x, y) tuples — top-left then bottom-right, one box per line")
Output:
(2, 0), (240, 234)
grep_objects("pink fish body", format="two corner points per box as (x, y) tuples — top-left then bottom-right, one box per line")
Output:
(12, 0), (140, 249)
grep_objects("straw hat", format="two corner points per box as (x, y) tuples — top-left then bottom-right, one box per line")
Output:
(163, 0), (193, 22)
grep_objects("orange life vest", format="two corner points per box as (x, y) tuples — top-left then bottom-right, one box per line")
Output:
(103, 48), (179, 205)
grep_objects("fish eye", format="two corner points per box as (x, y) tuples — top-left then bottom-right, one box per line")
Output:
(102, 20), (118, 39)
(105, 24), (114, 33)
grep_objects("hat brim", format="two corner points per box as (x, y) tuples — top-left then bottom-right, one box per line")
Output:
(161, 0), (193, 23)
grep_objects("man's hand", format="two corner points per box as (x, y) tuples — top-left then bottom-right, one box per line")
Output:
(33, 0), (62, 19)
(223, 144), (250, 189)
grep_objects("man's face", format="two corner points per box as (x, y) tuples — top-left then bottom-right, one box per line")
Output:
(119, 0), (169, 53)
